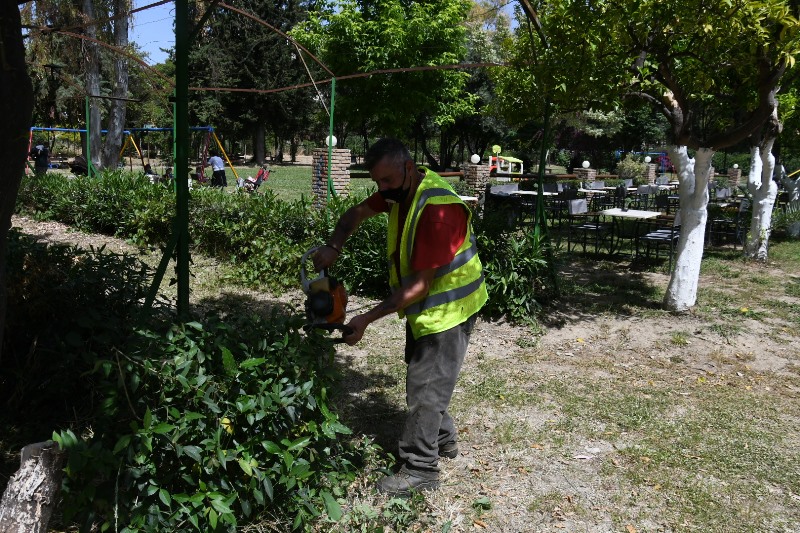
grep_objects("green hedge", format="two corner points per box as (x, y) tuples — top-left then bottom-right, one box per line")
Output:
(16, 171), (550, 323)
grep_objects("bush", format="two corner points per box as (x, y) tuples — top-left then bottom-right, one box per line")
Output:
(55, 314), (368, 532)
(15, 170), (548, 322)
(475, 215), (549, 324)
(2, 231), (375, 532)
(615, 154), (647, 185)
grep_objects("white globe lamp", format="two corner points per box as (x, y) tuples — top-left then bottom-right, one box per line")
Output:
(470, 154), (481, 164)
(644, 156), (652, 164)
(581, 160), (590, 169)
(733, 163), (739, 169)
(325, 135), (337, 147)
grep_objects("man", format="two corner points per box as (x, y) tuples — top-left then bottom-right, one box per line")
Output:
(313, 138), (487, 496)
(208, 150), (226, 188)
(30, 140), (49, 176)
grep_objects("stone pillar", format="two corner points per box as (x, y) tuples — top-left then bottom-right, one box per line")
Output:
(728, 167), (742, 188)
(575, 167), (597, 184)
(464, 163), (490, 193)
(312, 148), (351, 208)
(644, 163), (657, 184)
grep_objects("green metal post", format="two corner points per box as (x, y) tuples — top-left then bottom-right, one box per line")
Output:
(534, 98), (559, 295)
(175, 0), (190, 318)
(326, 77), (336, 202)
(85, 96), (92, 178)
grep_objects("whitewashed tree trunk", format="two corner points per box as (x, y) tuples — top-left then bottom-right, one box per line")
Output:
(664, 146), (713, 312)
(744, 142), (779, 261)
(0, 442), (64, 533)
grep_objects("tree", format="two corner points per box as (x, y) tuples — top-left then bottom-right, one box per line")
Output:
(188, 0), (316, 163)
(2, 2), (34, 358)
(503, 0), (800, 311)
(25, 0), (134, 170)
(293, 0), (476, 160)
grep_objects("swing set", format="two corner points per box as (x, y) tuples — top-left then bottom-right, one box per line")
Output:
(29, 125), (239, 182)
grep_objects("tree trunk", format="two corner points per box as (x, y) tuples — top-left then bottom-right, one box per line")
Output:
(101, 0), (130, 170)
(664, 145), (713, 312)
(0, 0), (35, 361)
(83, 0), (103, 172)
(254, 124), (265, 164)
(744, 141), (779, 261)
(0, 442), (65, 533)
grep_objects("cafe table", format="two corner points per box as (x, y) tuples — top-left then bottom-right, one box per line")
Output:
(510, 190), (558, 196)
(601, 208), (661, 254)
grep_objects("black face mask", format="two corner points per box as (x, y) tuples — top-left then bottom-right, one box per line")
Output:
(379, 167), (410, 204)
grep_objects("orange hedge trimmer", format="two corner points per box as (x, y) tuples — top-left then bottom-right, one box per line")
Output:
(300, 247), (352, 343)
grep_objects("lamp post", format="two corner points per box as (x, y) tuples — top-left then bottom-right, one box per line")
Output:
(470, 154), (480, 164)
(644, 155), (652, 164)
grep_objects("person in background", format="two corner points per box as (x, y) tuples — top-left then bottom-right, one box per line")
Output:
(29, 140), (49, 176)
(313, 138), (487, 497)
(208, 150), (226, 188)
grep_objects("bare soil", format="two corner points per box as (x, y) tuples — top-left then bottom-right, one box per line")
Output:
(11, 215), (800, 532)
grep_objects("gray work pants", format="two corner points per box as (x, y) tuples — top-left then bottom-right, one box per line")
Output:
(398, 313), (477, 479)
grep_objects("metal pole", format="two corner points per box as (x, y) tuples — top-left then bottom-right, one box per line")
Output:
(85, 96), (92, 178)
(327, 77), (336, 202)
(175, 0), (190, 318)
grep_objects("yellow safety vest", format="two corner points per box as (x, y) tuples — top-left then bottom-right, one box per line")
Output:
(387, 167), (488, 338)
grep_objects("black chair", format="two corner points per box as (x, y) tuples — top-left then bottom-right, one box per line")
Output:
(483, 185), (523, 230)
(707, 199), (750, 248)
(546, 187), (578, 225)
(566, 199), (612, 254)
(654, 192), (670, 214)
(636, 214), (681, 269)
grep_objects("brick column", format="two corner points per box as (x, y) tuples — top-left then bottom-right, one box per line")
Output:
(728, 167), (742, 188)
(575, 167), (597, 183)
(464, 163), (490, 193)
(644, 163), (657, 184)
(312, 148), (351, 207)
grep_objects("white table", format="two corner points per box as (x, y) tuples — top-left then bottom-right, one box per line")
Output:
(458, 195), (479, 202)
(601, 209), (661, 254)
(510, 190), (558, 196)
(601, 208), (660, 220)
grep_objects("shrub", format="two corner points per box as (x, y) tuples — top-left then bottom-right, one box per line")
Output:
(2, 231), (375, 532)
(616, 154), (647, 184)
(55, 314), (368, 532)
(475, 216), (549, 324)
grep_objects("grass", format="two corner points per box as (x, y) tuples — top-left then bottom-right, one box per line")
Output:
(217, 163), (378, 202)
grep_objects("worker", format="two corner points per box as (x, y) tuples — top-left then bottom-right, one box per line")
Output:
(313, 138), (487, 497)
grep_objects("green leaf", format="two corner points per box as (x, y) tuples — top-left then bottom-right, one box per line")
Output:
(238, 457), (253, 476)
(321, 491), (343, 521)
(183, 445), (202, 462)
(143, 407), (153, 430)
(208, 507), (218, 529)
(159, 488), (171, 506)
(262, 440), (281, 454)
(152, 422), (176, 435)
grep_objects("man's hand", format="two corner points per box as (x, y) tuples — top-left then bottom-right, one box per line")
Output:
(313, 245), (339, 271)
(342, 314), (370, 345)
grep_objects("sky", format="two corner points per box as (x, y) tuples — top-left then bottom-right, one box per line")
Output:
(131, 0), (175, 65)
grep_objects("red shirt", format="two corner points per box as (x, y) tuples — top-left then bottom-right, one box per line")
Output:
(366, 191), (468, 273)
